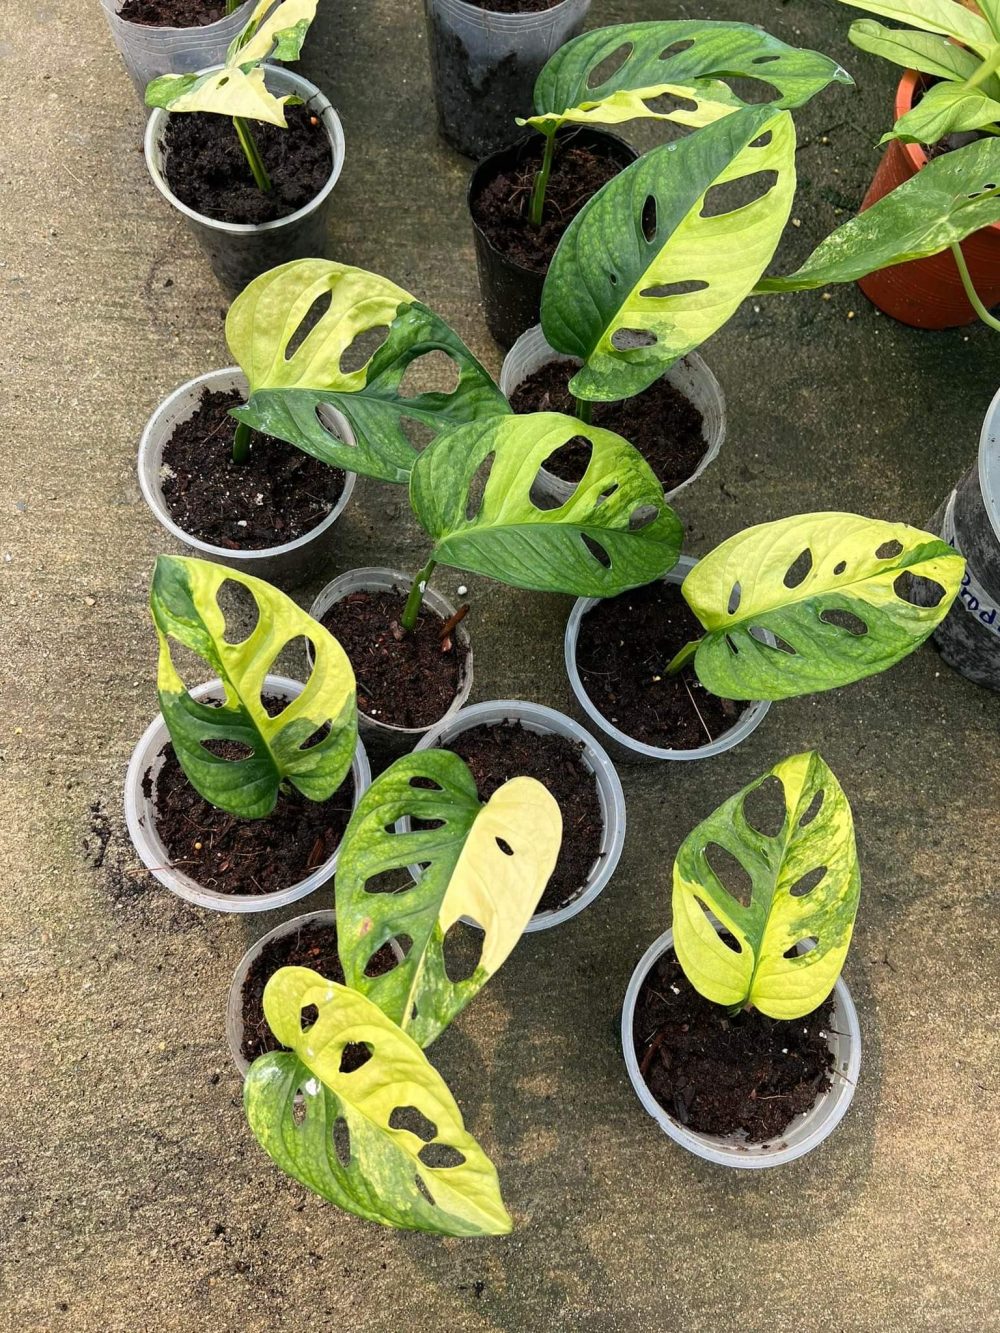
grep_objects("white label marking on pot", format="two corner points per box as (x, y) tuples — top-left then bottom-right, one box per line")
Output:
(942, 491), (1000, 639)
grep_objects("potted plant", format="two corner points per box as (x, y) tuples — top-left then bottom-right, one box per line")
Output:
(566, 512), (964, 760)
(468, 19), (852, 346)
(124, 554), (368, 912)
(623, 750), (863, 1167)
(100, 0), (255, 99)
(143, 0), (345, 291)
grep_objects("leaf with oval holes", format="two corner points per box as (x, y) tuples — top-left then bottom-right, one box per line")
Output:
(335, 750), (561, 1048)
(837, 0), (994, 57)
(244, 968), (512, 1235)
(540, 105), (796, 402)
(846, 20), (983, 83)
(672, 750), (861, 1019)
(409, 412), (683, 597)
(150, 555), (357, 819)
(680, 513), (964, 701)
(225, 260), (509, 484)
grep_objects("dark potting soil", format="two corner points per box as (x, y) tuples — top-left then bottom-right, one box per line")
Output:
(319, 591), (469, 730)
(576, 581), (740, 750)
(161, 105), (333, 225)
(160, 388), (344, 550)
(471, 141), (626, 273)
(633, 948), (835, 1142)
(509, 359), (706, 489)
(240, 919), (399, 1065)
(118, 0), (226, 26)
(444, 721), (603, 915)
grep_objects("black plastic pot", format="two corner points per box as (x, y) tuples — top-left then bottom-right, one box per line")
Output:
(468, 128), (638, 349)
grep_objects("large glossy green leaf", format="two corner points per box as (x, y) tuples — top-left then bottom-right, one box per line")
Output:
(886, 80), (1000, 145)
(681, 513), (964, 701)
(410, 412), (683, 596)
(245, 969), (511, 1235)
(541, 105), (796, 402)
(672, 751), (861, 1020)
(837, 0), (994, 55)
(336, 751), (561, 1047)
(150, 555), (357, 818)
(227, 260), (509, 485)
(847, 19), (982, 81)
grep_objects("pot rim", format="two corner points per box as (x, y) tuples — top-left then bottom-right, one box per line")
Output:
(430, 0), (588, 29)
(105, 0), (254, 36)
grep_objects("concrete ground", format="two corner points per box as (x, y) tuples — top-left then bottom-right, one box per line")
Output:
(2, 0), (999, 1327)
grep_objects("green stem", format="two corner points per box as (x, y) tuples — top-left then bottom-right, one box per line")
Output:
(573, 395), (592, 425)
(225, 0), (239, 12)
(528, 131), (557, 227)
(232, 420), (252, 464)
(964, 45), (1000, 92)
(950, 241), (1000, 332)
(233, 117), (272, 193)
(664, 637), (702, 677)
(400, 557), (437, 633)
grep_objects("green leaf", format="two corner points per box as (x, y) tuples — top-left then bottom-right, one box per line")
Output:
(757, 138), (1000, 293)
(226, 260), (509, 485)
(885, 80), (1000, 145)
(409, 411), (684, 597)
(244, 969), (511, 1235)
(541, 105), (796, 402)
(150, 555), (357, 819)
(847, 19), (982, 81)
(836, 0), (994, 56)
(335, 751), (562, 1048)
(672, 751), (861, 1020)
(681, 512), (965, 701)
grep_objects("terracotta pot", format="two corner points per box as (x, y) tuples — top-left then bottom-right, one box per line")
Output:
(857, 70), (1000, 328)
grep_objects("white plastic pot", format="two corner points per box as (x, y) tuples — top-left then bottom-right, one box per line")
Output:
(124, 675), (371, 913)
(564, 556), (771, 762)
(412, 699), (626, 930)
(137, 366), (356, 587)
(622, 927), (861, 1168)
(100, 0), (255, 98)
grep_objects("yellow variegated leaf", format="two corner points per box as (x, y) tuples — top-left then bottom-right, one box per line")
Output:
(232, 0), (318, 63)
(519, 81), (739, 136)
(145, 63), (294, 125)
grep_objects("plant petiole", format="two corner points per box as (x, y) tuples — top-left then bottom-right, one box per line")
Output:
(233, 116), (273, 193)
(573, 395), (593, 425)
(951, 241), (1000, 332)
(232, 420), (253, 464)
(665, 637), (702, 676)
(528, 130), (557, 227)
(400, 557), (438, 633)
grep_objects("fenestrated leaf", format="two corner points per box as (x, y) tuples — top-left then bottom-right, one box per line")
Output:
(150, 555), (357, 819)
(336, 751), (561, 1048)
(756, 138), (1000, 293)
(145, 64), (296, 126)
(681, 513), (964, 701)
(847, 19), (982, 81)
(837, 0), (994, 56)
(226, 260), (509, 484)
(409, 412), (684, 597)
(885, 80), (1000, 145)
(245, 969), (511, 1235)
(522, 81), (740, 136)
(672, 751), (861, 1020)
(228, 0), (317, 63)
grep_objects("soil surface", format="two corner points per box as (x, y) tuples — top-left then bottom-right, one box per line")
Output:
(575, 580), (741, 750)
(240, 919), (399, 1065)
(319, 590), (469, 730)
(509, 359), (707, 489)
(633, 948), (835, 1142)
(118, 0), (227, 26)
(162, 105), (332, 225)
(160, 388), (344, 550)
(443, 720), (604, 915)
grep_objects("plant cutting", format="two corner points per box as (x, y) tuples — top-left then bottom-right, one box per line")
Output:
(623, 750), (863, 1167)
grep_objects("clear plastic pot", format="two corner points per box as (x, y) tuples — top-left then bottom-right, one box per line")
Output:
(424, 0), (590, 159)
(100, 0), (256, 99)
(412, 699), (626, 930)
(123, 675), (371, 914)
(564, 556), (771, 762)
(622, 926), (861, 1168)
(137, 366), (356, 587)
(500, 324), (726, 505)
(144, 66), (346, 293)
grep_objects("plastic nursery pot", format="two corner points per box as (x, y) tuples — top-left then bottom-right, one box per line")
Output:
(123, 675), (372, 914)
(307, 568), (475, 755)
(99, 0), (255, 99)
(856, 70), (1000, 329)
(412, 699), (626, 931)
(137, 366), (356, 587)
(564, 556), (771, 763)
(144, 66), (346, 294)
(622, 926), (862, 1169)
(468, 129), (639, 349)
(424, 0), (590, 160)
(500, 324), (726, 505)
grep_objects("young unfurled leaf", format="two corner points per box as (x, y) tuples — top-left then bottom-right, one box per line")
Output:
(846, 19), (982, 82)
(226, 260), (509, 484)
(409, 412), (684, 597)
(244, 969), (512, 1235)
(837, 0), (994, 56)
(336, 751), (561, 1048)
(150, 555), (357, 819)
(884, 80), (1000, 146)
(672, 751), (861, 1020)
(681, 513), (964, 701)
(228, 0), (316, 63)
(541, 105), (796, 402)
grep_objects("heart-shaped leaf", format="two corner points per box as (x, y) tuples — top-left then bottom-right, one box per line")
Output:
(672, 751), (861, 1020)
(681, 513), (964, 701)
(244, 968), (511, 1235)
(847, 19), (982, 82)
(409, 411), (683, 597)
(885, 80), (1000, 146)
(335, 750), (562, 1048)
(838, 0), (994, 53)
(151, 555), (357, 819)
